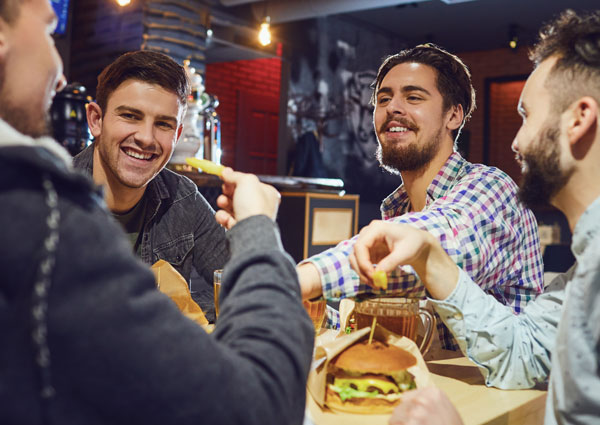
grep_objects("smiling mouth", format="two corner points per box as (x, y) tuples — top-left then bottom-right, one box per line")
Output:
(387, 126), (410, 133)
(380, 117), (417, 135)
(122, 147), (156, 161)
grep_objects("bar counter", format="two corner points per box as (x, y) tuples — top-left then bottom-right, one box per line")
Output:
(175, 168), (345, 194)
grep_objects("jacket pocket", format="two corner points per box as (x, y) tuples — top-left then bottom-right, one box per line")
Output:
(153, 233), (194, 266)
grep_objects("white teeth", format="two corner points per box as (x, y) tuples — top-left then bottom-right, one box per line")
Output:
(389, 126), (408, 132)
(124, 149), (152, 160)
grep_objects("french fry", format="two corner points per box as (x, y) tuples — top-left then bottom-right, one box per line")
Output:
(373, 269), (388, 290)
(185, 157), (225, 176)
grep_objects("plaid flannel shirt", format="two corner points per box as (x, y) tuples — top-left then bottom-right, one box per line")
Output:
(304, 152), (544, 349)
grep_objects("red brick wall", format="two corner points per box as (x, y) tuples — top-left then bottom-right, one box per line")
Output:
(458, 47), (532, 165)
(488, 80), (526, 182)
(204, 55), (282, 168)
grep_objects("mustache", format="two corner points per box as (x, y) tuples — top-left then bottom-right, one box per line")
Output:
(379, 116), (418, 134)
(514, 152), (523, 165)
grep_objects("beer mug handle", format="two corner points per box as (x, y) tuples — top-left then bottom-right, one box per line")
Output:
(418, 308), (436, 355)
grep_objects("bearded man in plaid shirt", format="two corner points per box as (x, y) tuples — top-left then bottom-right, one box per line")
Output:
(298, 44), (544, 350)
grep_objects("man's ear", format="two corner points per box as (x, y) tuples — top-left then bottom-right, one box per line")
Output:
(86, 102), (103, 138)
(446, 104), (464, 131)
(566, 96), (598, 147)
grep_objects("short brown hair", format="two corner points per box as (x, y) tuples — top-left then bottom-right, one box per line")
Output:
(371, 44), (476, 141)
(530, 9), (600, 113)
(95, 50), (190, 115)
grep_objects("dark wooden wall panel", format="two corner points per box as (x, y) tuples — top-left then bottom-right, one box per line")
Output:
(70, 0), (144, 96)
(69, 0), (207, 99)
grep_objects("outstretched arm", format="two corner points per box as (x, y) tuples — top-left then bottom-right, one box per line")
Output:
(351, 220), (564, 389)
(44, 167), (312, 425)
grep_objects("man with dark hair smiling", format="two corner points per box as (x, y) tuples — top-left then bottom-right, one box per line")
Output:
(73, 51), (228, 320)
(298, 44), (544, 350)
(352, 9), (600, 425)
(0, 1), (313, 423)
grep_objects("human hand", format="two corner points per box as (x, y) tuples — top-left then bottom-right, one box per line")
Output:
(389, 387), (464, 425)
(349, 220), (434, 285)
(349, 220), (459, 299)
(215, 168), (281, 230)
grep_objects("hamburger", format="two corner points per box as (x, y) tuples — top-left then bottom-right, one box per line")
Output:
(326, 340), (417, 414)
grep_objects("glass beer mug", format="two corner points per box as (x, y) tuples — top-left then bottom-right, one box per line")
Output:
(354, 297), (436, 354)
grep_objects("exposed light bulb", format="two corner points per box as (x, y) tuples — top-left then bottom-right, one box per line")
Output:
(258, 17), (271, 46)
(116, 0), (131, 6)
(508, 24), (518, 50)
(207, 28), (213, 38)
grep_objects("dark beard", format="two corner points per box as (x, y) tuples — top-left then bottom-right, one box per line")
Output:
(376, 126), (442, 174)
(518, 125), (572, 208)
(0, 103), (52, 138)
(0, 63), (52, 138)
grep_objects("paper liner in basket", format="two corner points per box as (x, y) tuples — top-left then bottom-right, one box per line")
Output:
(151, 260), (210, 328)
(307, 323), (432, 414)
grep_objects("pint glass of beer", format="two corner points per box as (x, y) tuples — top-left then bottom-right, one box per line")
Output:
(303, 297), (327, 335)
(213, 269), (222, 319)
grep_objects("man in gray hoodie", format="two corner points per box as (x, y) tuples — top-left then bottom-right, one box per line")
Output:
(0, 1), (313, 424)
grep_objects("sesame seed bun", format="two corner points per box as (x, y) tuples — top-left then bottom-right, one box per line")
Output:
(332, 340), (417, 374)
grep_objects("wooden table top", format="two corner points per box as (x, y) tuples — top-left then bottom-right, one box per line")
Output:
(428, 355), (546, 425)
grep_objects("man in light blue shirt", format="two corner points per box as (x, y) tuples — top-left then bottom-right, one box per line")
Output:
(350, 9), (600, 425)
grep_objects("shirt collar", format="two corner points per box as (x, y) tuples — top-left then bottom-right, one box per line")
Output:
(381, 151), (466, 218)
(150, 171), (170, 201)
(571, 195), (600, 258)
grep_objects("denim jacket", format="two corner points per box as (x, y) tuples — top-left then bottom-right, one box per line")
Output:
(73, 144), (229, 320)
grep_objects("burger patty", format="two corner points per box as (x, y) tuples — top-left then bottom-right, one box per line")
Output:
(327, 370), (416, 402)
(330, 370), (397, 384)
(328, 368), (415, 390)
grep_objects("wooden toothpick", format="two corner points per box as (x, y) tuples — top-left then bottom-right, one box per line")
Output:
(368, 316), (377, 345)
